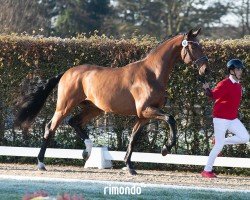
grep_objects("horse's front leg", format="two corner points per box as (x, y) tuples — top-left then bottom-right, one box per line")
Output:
(161, 115), (176, 156)
(140, 107), (177, 156)
(124, 119), (149, 175)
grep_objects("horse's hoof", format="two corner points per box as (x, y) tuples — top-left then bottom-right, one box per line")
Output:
(37, 161), (47, 171)
(161, 145), (168, 156)
(128, 168), (137, 175)
(82, 150), (90, 160)
(38, 167), (47, 171)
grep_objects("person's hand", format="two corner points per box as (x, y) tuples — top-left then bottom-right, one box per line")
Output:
(202, 82), (210, 89)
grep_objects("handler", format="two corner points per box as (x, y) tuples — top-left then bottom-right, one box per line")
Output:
(201, 59), (249, 178)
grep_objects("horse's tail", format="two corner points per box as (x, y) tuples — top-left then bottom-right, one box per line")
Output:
(14, 73), (64, 129)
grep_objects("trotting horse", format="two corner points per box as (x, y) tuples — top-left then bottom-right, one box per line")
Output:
(14, 28), (208, 175)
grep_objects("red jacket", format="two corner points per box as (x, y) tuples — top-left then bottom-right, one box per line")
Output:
(208, 77), (242, 120)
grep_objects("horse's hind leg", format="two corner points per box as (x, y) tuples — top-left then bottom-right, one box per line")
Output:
(68, 101), (103, 159)
(37, 98), (82, 170)
(124, 118), (149, 175)
(37, 120), (52, 170)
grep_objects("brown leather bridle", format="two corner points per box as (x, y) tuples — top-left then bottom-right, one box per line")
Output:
(182, 35), (208, 69)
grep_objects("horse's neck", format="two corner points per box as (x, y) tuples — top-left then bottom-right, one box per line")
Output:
(145, 36), (182, 86)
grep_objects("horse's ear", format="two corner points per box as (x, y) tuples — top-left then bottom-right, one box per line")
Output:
(186, 29), (193, 39)
(192, 28), (201, 37)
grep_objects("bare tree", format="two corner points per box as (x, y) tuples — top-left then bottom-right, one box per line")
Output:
(0, 0), (51, 35)
(239, 0), (250, 36)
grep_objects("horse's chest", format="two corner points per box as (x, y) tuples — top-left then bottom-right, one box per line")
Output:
(131, 82), (165, 107)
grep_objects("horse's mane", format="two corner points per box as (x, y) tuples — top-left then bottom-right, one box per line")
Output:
(148, 32), (185, 55)
(158, 32), (185, 45)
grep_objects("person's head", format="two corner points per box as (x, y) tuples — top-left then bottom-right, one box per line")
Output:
(227, 59), (245, 81)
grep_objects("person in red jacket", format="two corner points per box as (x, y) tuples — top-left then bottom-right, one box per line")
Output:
(201, 59), (249, 178)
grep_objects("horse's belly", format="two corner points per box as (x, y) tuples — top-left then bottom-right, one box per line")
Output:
(88, 92), (137, 115)
(102, 97), (137, 115)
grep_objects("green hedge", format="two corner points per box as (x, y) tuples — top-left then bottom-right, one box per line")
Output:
(0, 34), (249, 161)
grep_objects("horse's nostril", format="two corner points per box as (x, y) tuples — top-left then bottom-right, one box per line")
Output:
(204, 67), (210, 75)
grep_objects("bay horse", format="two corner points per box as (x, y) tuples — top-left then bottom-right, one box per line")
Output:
(14, 28), (208, 175)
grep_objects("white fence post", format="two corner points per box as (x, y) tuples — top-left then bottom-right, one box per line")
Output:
(84, 147), (112, 169)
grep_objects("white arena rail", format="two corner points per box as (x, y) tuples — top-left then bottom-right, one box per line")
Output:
(0, 146), (250, 169)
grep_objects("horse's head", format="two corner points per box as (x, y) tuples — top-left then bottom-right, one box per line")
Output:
(180, 28), (209, 76)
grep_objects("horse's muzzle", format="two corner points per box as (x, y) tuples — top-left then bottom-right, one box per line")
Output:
(198, 63), (209, 76)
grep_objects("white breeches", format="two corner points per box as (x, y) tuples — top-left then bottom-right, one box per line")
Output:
(204, 118), (249, 171)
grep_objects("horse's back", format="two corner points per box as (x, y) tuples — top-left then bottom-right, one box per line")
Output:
(60, 64), (138, 115)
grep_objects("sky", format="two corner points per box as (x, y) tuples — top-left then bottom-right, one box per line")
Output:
(207, 0), (242, 26)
